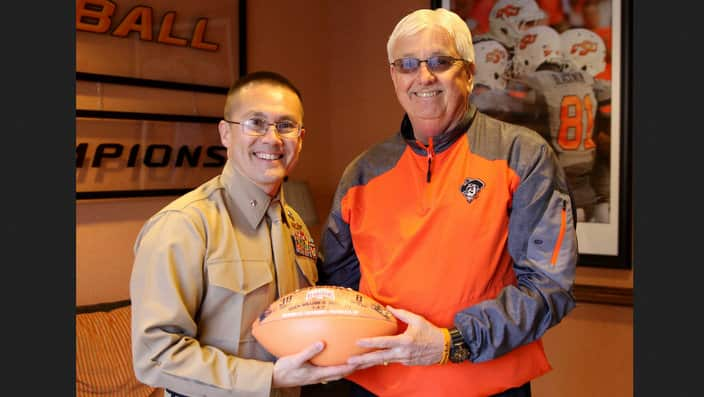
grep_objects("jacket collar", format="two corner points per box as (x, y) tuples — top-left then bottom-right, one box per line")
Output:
(401, 104), (477, 155)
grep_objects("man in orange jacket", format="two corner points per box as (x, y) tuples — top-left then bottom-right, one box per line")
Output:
(318, 8), (578, 397)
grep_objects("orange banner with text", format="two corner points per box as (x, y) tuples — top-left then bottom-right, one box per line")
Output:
(76, 0), (240, 88)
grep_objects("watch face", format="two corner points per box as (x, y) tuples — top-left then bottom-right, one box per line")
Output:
(450, 344), (470, 363)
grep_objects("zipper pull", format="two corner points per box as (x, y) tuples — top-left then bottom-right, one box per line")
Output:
(427, 157), (432, 182)
(425, 137), (434, 183)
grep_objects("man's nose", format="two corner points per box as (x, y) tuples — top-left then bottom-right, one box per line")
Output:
(261, 124), (284, 142)
(417, 61), (437, 83)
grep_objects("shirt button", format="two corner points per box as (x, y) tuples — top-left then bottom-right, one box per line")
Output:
(249, 200), (257, 207)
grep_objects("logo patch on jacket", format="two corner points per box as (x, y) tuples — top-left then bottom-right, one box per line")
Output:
(460, 178), (485, 203)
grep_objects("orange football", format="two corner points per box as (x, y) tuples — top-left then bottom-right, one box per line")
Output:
(251, 286), (398, 366)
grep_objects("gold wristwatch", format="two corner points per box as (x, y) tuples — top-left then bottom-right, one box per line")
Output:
(448, 327), (471, 363)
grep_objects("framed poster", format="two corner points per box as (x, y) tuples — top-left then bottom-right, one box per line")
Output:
(432, 0), (631, 269)
(76, 111), (225, 199)
(75, 0), (246, 198)
(76, 0), (246, 92)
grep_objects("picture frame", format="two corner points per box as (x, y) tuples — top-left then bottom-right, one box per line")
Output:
(75, 0), (247, 92)
(75, 0), (249, 199)
(431, 0), (631, 269)
(75, 110), (225, 200)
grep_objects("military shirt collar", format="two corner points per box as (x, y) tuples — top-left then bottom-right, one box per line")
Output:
(220, 161), (285, 229)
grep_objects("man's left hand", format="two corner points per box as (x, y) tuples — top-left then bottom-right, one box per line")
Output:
(346, 306), (446, 369)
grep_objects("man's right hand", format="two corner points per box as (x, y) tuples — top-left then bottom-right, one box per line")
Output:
(272, 341), (357, 388)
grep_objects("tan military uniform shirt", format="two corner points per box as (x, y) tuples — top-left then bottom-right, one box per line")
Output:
(130, 162), (318, 397)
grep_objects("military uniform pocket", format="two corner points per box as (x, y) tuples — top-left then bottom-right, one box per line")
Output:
(207, 259), (273, 294)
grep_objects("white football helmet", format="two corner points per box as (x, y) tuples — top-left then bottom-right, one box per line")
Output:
(473, 40), (510, 90)
(511, 25), (564, 77)
(560, 28), (607, 77)
(488, 0), (547, 49)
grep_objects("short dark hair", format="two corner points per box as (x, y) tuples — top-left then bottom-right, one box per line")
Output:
(224, 71), (303, 119)
(228, 71), (302, 102)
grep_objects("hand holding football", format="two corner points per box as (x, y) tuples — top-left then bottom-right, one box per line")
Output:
(252, 286), (398, 366)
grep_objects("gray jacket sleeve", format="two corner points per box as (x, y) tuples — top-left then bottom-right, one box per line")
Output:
(317, 178), (362, 290)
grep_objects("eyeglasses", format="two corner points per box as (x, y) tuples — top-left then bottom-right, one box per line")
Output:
(223, 117), (302, 139)
(390, 56), (469, 74)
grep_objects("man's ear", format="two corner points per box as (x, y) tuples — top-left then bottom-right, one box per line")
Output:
(466, 62), (476, 92)
(468, 62), (476, 77)
(218, 120), (231, 147)
(389, 64), (401, 89)
(296, 127), (306, 152)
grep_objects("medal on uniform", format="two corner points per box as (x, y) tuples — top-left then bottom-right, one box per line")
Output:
(284, 208), (318, 259)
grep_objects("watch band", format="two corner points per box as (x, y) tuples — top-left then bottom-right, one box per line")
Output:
(439, 327), (451, 364)
(448, 327), (471, 363)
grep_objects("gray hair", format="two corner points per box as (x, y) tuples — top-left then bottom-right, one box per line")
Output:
(386, 8), (475, 65)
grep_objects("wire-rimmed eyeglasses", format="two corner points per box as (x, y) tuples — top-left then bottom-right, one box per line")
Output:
(223, 117), (302, 139)
(390, 56), (469, 74)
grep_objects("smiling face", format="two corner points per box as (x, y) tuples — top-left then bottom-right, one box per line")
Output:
(389, 27), (473, 142)
(218, 82), (304, 196)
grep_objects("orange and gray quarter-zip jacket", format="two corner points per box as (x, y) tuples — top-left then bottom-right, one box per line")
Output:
(318, 105), (578, 397)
